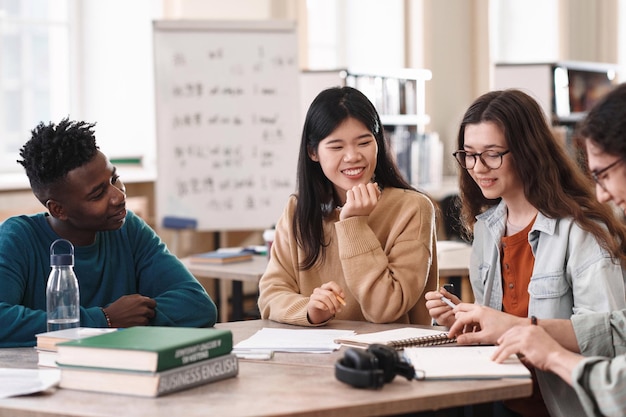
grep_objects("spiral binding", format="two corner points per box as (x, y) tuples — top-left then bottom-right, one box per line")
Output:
(388, 333), (456, 350)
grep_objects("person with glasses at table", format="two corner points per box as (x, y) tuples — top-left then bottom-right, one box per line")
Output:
(448, 83), (626, 417)
(425, 89), (626, 417)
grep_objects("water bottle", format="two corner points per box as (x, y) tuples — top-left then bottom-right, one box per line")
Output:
(46, 239), (80, 331)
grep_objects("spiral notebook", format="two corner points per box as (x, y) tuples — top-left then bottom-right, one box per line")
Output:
(334, 327), (456, 350)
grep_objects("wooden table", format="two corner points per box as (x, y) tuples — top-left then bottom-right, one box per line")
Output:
(183, 242), (473, 323)
(0, 320), (531, 417)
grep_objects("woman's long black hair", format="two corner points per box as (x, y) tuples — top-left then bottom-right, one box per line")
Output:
(294, 86), (414, 270)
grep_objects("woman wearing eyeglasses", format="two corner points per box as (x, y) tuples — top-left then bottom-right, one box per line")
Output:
(446, 84), (626, 417)
(425, 89), (626, 417)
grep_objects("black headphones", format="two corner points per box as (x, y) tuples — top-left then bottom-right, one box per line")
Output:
(335, 344), (415, 389)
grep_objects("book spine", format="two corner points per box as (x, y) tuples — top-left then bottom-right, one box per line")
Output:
(157, 331), (233, 371)
(157, 353), (239, 395)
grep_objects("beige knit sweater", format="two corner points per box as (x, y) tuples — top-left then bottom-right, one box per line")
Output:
(258, 187), (439, 326)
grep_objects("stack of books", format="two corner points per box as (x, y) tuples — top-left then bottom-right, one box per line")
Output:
(35, 327), (118, 368)
(55, 326), (238, 397)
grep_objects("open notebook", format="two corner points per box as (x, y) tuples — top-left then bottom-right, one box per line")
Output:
(334, 327), (456, 349)
(404, 345), (532, 380)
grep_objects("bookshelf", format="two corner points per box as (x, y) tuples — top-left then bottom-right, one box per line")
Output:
(300, 68), (441, 188)
(342, 67), (431, 134)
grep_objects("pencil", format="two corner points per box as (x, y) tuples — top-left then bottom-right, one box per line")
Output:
(335, 295), (347, 306)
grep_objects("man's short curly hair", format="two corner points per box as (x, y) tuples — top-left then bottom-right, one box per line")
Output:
(17, 118), (99, 200)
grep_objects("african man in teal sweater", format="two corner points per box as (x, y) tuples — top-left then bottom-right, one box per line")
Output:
(0, 118), (217, 347)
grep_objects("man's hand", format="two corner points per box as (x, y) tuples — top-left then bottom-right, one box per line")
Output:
(103, 294), (157, 328)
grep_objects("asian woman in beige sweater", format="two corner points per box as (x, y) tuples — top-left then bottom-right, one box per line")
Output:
(258, 86), (438, 326)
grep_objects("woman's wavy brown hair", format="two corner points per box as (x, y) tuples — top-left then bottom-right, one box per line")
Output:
(455, 89), (626, 263)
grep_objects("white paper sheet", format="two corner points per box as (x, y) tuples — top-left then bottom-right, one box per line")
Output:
(233, 328), (355, 353)
(0, 368), (60, 398)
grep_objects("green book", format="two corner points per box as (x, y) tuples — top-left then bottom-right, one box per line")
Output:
(55, 326), (232, 372)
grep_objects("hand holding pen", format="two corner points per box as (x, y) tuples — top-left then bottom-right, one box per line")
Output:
(425, 284), (461, 328)
(307, 281), (346, 324)
(440, 283), (460, 308)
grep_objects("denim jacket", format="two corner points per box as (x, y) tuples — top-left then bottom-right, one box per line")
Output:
(470, 200), (626, 417)
(571, 310), (626, 417)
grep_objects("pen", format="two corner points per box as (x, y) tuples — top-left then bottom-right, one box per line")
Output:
(336, 294), (346, 306)
(440, 296), (456, 309)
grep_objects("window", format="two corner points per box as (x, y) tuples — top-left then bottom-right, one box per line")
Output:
(0, 0), (72, 174)
(305, 0), (342, 69)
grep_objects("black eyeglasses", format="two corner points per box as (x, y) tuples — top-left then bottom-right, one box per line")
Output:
(452, 150), (510, 170)
(591, 158), (624, 191)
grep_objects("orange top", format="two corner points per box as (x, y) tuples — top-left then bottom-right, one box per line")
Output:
(501, 215), (550, 417)
(501, 217), (536, 317)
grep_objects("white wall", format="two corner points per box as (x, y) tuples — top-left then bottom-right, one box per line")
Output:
(491, 0), (560, 63)
(61, 0), (626, 182)
(306, 0), (343, 69)
(345, 0), (404, 68)
(162, 0), (274, 19)
(421, 0), (484, 176)
(305, 0), (404, 70)
(5, 0), (624, 189)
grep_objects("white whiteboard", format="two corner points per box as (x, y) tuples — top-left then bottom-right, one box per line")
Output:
(153, 20), (300, 231)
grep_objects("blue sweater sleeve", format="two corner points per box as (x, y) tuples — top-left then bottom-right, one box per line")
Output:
(0, 214), (51, 347)
(119, 213), (218, 327)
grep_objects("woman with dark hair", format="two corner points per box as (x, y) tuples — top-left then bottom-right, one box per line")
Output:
(446, 83), (626, 417)
(425, 89), (626, 417)
(258, 86), (438, 326)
